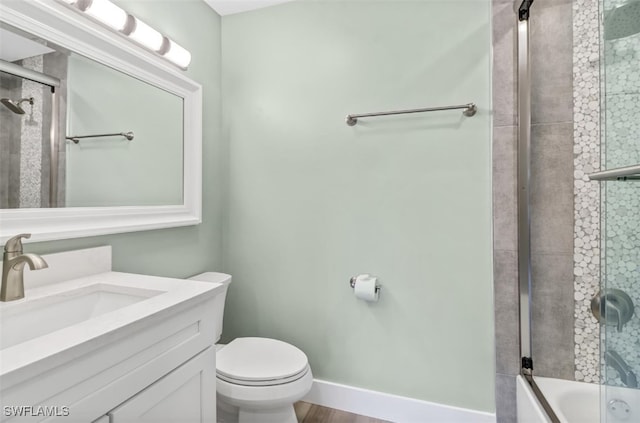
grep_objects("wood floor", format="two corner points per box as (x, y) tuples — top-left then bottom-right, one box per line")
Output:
(294, 402), (391, 423)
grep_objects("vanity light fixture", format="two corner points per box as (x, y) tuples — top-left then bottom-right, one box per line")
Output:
(79, 0), (128, 31)
(127, 17), (164, 52)
(163, 40), (191, 69)
(57, 0), (191, 69)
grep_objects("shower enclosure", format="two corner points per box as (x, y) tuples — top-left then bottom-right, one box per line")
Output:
(0, 57), (63, 208)
(514, 0), (640, 422)
(599, 0), (640, 418)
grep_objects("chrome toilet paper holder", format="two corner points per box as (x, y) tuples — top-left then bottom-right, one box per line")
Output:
(349, 275), (381, 293)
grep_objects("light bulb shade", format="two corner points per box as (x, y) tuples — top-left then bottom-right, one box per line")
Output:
(163, 40), (191, 69)
(65, 0), (190, 71)
(82, 0), (128, 31)
(128, 17), (164, 52)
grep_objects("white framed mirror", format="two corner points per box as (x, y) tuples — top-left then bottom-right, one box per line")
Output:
(0, 0), (202, 243)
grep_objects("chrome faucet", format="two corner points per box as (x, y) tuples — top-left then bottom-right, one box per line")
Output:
(605, 350), (638, 388)
(1, 234), (48, 302)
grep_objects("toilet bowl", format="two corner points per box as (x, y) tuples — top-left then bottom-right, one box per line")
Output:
(188, 273), (313, 423)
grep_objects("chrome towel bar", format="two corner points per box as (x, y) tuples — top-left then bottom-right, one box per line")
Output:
(588, 164), (640, 181)
(66, 131), (134, 144)
(345, 103), (477, 126)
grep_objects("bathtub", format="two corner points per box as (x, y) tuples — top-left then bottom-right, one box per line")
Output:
(517, 375), (639, 423)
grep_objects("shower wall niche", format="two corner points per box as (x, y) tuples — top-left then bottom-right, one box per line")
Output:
(0, 52), (67, 208)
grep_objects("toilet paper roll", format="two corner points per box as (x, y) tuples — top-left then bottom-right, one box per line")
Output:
(354, 274), (379, 302)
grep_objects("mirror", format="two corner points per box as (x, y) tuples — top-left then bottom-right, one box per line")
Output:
(0, 0), (202, 242)
(66, 52), (183, 207)
(1, 34), (184, 208)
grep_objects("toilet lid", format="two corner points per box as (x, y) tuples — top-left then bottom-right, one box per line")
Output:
(216, 337), (309, 384)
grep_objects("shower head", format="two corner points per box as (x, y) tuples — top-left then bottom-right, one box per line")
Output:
(0, 97), (34, 115)
(604, 0), (640, 40)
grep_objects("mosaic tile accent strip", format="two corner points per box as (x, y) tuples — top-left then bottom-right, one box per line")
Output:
(19, 55), (44, 208)
(573, 0), (601, 383)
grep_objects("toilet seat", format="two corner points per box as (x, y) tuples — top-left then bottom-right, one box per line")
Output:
(217, 365), (310, 386)
(216, 337), (309, 387)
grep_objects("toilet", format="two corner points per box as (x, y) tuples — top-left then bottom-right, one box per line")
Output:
(188, 272), (313, 423)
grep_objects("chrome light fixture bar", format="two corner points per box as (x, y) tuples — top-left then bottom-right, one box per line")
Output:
(58, 0), (191, 69)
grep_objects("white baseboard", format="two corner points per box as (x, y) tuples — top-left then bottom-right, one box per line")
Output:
(302, 379), (496, 423)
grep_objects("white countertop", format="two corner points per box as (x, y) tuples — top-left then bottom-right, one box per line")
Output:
(0, 271), (222, 380)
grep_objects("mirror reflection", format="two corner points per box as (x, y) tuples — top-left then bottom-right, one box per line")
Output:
(0, 66), (55, 208)
(0, 25), (184, 209)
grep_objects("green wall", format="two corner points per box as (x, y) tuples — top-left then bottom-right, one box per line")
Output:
(21, 0), (495, 413)
(66, 53), (183, 207)
(28, 0), (223, 278)
(221, 0), (494, 412)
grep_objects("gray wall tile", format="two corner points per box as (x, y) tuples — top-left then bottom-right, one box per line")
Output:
(530, 1), (574, 124)
(493, 125), (518, 251)
(0, 74), (22, 208)
(530, 122), (574, 254)
(493, 2), (517, 127)
(496, 373), (517, 423)
(531, 252), (575, 379)
(494, 250), (521, 375)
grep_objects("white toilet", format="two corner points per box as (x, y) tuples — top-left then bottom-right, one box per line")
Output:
(188, 272), (313, 423)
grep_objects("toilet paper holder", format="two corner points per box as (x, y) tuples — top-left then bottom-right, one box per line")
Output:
(349, 275), (381, 293)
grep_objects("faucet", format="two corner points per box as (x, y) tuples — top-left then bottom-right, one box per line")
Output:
(605, 350), (638, 388)
(1, 234), (48, 302)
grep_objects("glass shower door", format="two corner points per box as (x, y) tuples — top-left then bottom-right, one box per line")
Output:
(600, 0), (640, 421)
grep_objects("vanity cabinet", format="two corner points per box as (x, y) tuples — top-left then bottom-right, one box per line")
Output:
(107, 347), (215, 422)
(0, 271), (222, 423)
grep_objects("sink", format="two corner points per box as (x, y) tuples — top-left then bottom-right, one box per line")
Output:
(0, 246), (224, 422)
(0, 284), (162, 349)
(0, 267), (221, 387)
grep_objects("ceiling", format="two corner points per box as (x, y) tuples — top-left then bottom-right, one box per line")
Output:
(204, 0), (294, 16)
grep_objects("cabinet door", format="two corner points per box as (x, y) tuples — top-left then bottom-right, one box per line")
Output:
(109, 347), (215, 423)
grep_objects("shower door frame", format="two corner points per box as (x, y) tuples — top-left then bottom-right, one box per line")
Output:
(517, 2), (533, 374)
(0, 59), (61, 208)
(515, 0), (562, 421)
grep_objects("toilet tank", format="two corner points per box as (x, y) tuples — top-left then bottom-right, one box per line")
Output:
(188, 272), (231, 342)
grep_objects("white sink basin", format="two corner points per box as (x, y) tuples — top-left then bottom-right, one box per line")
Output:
(0, 271), (220, 380)
(0, 284), (162, 349)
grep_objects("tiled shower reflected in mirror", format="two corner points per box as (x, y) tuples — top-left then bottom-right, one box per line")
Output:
(0, 52), (67, 209)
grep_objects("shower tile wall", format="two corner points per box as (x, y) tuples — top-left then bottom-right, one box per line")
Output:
(0, 72), (23, 208)
(492, 0), (575, 421)
(0, 52), (67, 208)
(572, 0), (601, 384)
(492, 1), (522, 420)
(529, 0), (575, 380)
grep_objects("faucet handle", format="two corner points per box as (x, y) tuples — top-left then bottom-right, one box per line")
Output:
(606, 301), (624, 332)
(4, 233), (31, 253)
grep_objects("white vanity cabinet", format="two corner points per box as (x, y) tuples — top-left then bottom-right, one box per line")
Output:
(0, 269), (222, 423)
(105, 347), (215, 422)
